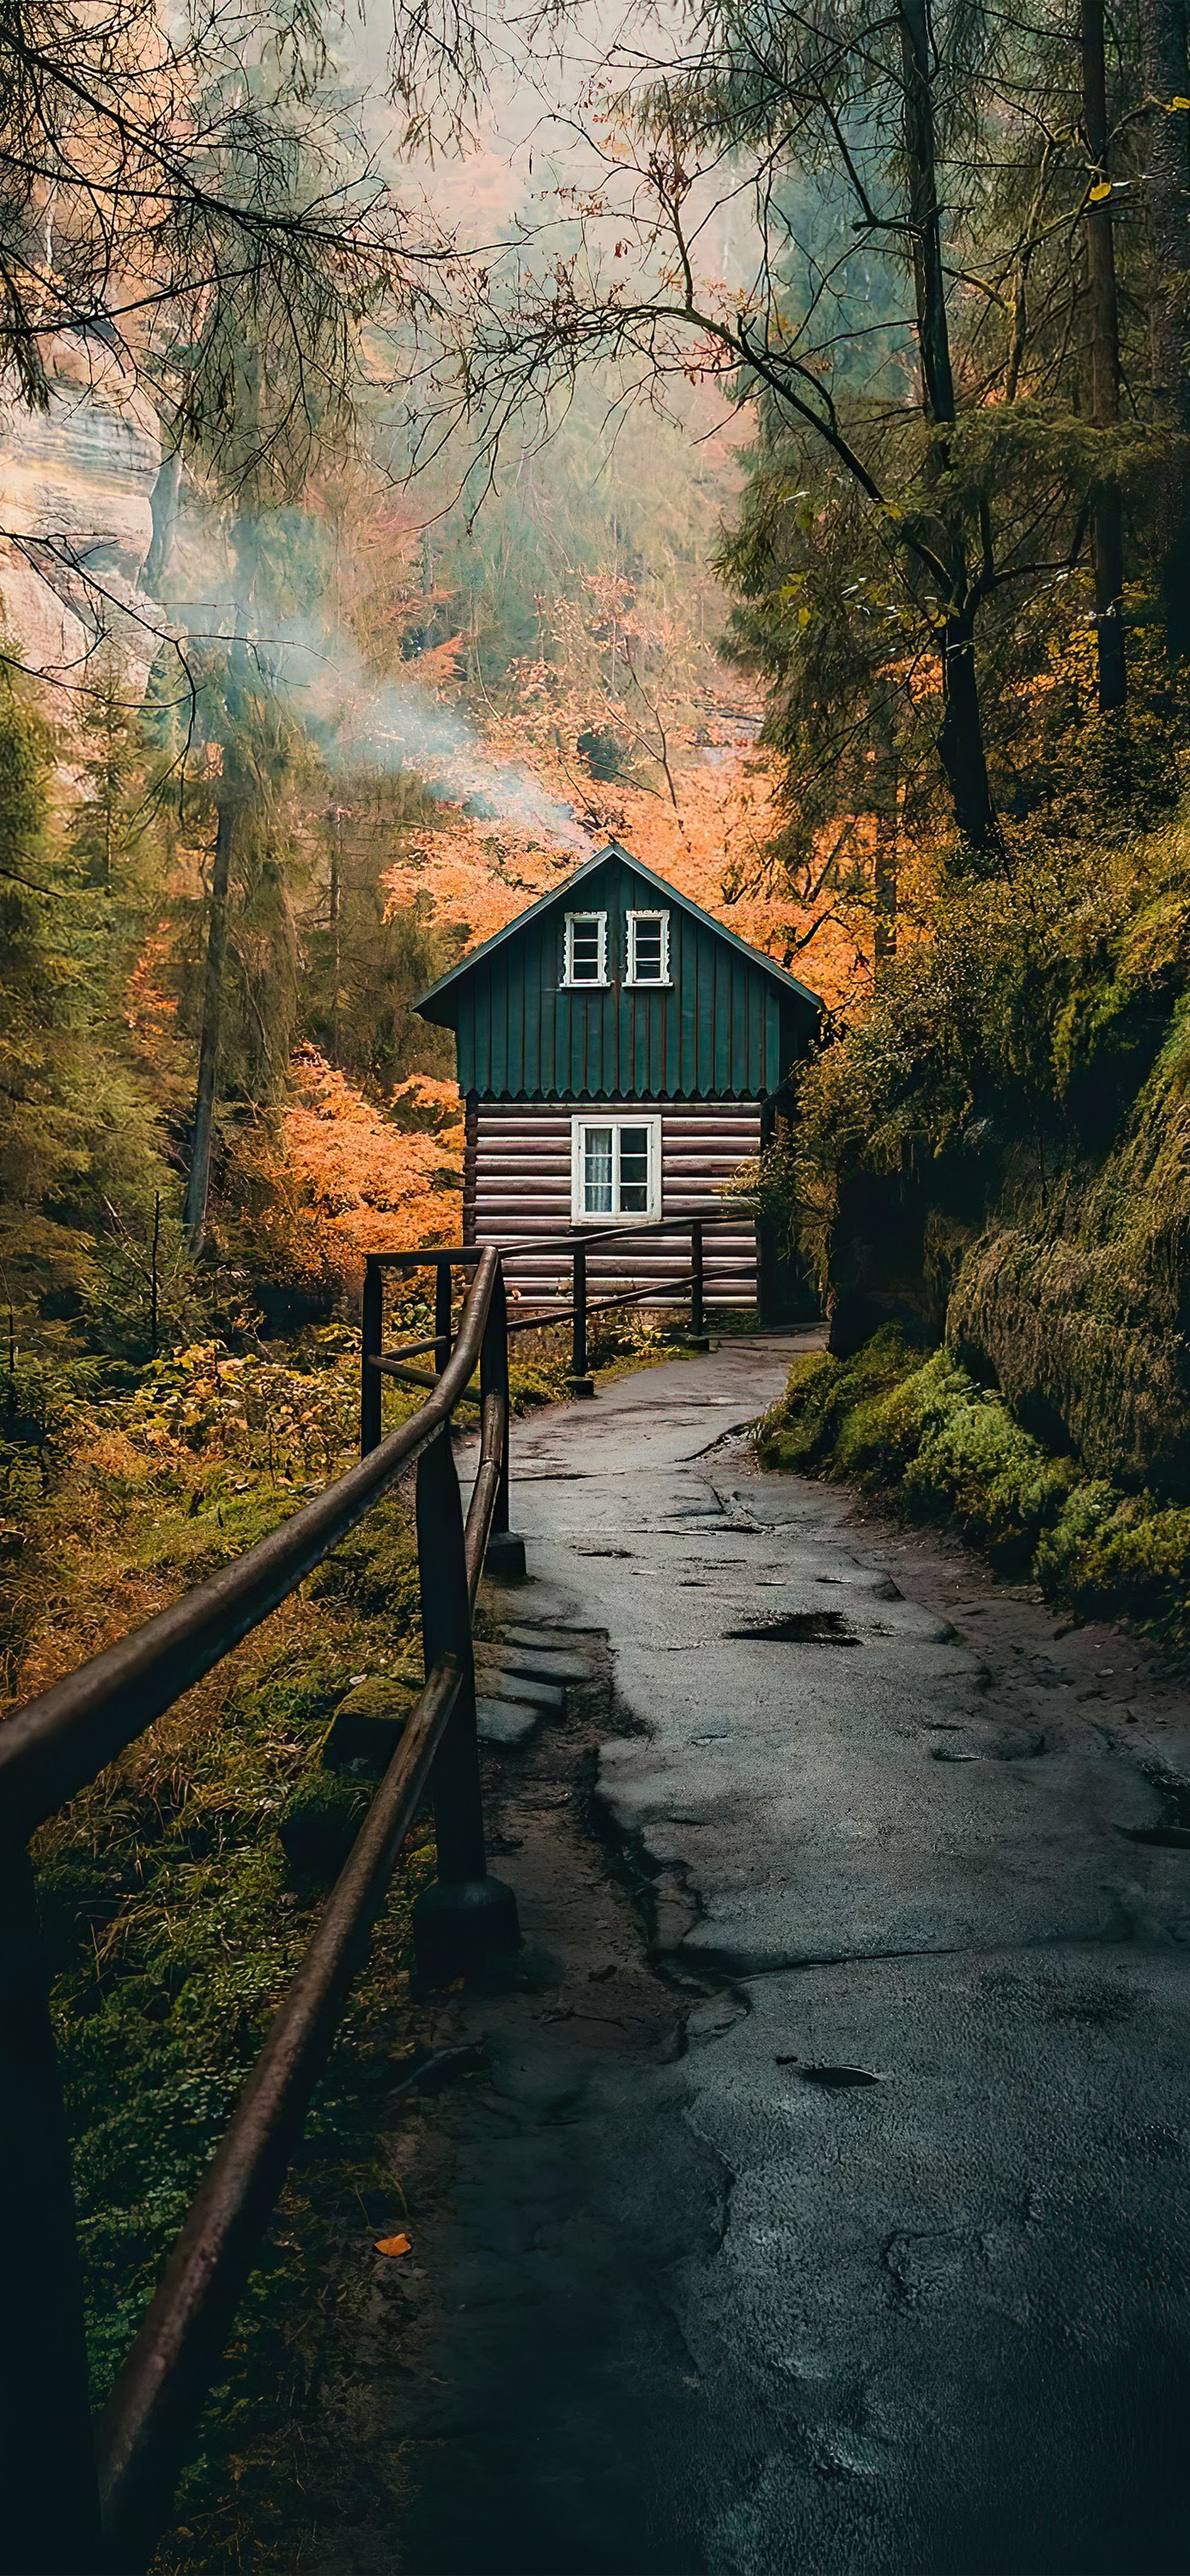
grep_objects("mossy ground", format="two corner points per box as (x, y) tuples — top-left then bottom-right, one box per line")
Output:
(1, 1295), (705, 2572)
(758, 1327), (1190, 1646)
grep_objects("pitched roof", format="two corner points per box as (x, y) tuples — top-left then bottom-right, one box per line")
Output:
(415, 841), (823, 1018)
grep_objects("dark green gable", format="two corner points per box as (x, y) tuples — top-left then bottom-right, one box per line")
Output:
(416, 844), (821, 1102)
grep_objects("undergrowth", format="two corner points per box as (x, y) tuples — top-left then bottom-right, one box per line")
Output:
(3, 1293), (699, 2571)
(758, 1326), (1190, 1644)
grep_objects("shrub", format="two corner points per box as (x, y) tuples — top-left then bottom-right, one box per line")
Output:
(902, 1385), (1074, 1567)
(1036, 1487), (1190, 1641)
(756, 1325), (920, 1472)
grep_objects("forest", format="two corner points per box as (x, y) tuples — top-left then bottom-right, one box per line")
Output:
(3, 0), (1190, 2560)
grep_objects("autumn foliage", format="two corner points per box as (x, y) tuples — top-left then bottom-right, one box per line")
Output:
(223, 1049), (464, 1300)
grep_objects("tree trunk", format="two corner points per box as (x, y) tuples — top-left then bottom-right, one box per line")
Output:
(938, 605), (998, 849)
(898, 0), (998, 853)
(898, 0), (956, 428)
(1081, 0), (1126, 708)
(1143, 0), (1190, 651)
(184, 797), (235, 1255)
(329, 806), (343, 1059)
(1144, 0), (1190, 418)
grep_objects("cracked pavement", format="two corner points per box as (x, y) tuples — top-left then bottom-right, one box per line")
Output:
(322, 1334), (1190, 2576)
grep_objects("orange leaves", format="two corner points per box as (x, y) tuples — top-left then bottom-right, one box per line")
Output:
(382, 721), (858, 1011)
(122, 920), (178, 1053)
(373, 2232), (412, 2259)
(228, 1047), (464, 1301)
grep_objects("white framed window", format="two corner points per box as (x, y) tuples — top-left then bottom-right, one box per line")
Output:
(571, 1114), (662, 1224)
(625, 909), (671, 986)
(562, 911), (609, 987)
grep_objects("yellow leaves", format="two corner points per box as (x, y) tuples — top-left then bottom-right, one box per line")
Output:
(373, 2233), (411, 2259)
(122, 920), (177, 1051)
(1169, 94), (1190, 110)
(1088, 180), (1113, 203)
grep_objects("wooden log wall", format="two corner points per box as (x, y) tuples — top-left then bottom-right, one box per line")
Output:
(467, 1098), (761, 1305)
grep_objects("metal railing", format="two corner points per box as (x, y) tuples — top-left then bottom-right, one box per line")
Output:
(0, 1249), (519, 2576)
(0, 1206), (750, 2575)
(471, 1204), (754, 1396)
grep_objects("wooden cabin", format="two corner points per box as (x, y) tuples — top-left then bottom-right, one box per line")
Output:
(415, 841), (822, 1314)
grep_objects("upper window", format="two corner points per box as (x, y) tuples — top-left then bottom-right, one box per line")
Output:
(571, 1115), (661, 1223)
(562, 912), (608, 986)
(626, 909), (671, 986)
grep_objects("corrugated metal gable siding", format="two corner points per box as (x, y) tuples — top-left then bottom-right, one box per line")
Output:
(452, 854), (807, 1101)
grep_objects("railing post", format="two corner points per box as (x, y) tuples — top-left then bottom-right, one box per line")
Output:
(434, 1258), (452, 1377)
(569, 1242), (594, 1399)
(361, 1256), (383, 1458)
(412, 1429), (519, 1984)
(0, 1838), (105, 2575)
(687, 1218), (710, 1350)
(480, 1266), (525, 1581)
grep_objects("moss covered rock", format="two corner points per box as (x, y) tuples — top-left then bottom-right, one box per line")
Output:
(276, 1770), (370, 1877)
(320, 1674), (416, 1777)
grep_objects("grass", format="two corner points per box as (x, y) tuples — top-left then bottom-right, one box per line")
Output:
(758, 1327), (1190, 1644)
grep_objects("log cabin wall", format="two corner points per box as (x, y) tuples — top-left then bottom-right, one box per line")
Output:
(462, 1094), (477, 1248)
(472, 1097), (761, 1304)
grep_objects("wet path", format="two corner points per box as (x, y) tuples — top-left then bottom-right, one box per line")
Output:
(318, 1336), (1190, 2576)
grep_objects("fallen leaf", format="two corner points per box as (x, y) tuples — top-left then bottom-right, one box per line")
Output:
(374, 2232), (412, 2258)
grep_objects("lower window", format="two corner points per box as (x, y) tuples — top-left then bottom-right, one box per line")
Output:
(571, 1114), (661, 1223)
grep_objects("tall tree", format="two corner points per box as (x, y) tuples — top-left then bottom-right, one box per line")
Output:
(1081, 0), (1126, 708)
(898, 0), (996, 842)
(183, 789), (237, 1252)
(1143, 0), (1190, 652)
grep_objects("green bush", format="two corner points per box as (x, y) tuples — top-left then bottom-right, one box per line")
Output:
(276, 1769), (369, 1875)
(835, 1346), (968, 1484)
(1036, 1486), (1190, 1640)
(902, 1384), (1075, 1567)
(756, 1324), (920, 1471)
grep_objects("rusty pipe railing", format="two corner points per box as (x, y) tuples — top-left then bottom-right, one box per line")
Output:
(0, 1249), (519, 2576)
(369, 1211), (752, 1397)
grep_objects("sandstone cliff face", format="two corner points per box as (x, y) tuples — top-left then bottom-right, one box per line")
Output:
(0, 331), (166, 689)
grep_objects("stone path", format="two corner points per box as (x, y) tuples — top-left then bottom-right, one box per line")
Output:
(316, 1334), (1190, 2576)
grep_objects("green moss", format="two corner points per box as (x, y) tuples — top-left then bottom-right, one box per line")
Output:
(276, 1768), (371, 1874)
(762, 1326), (1190, 1637)
(1036, 1486), (1190, 1640)
(901, 1385), (1075, 1567)
(756, 1325), (920, 1471)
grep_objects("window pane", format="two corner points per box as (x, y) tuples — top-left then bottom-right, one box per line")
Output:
(569, 916), (603, 981)
(631, 916), (665, 980)
(617, 1126), (650, 1212)
(583, 1126), (614, 1213)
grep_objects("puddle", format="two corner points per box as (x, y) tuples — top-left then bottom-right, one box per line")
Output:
(723, 1611), (858, 1646)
